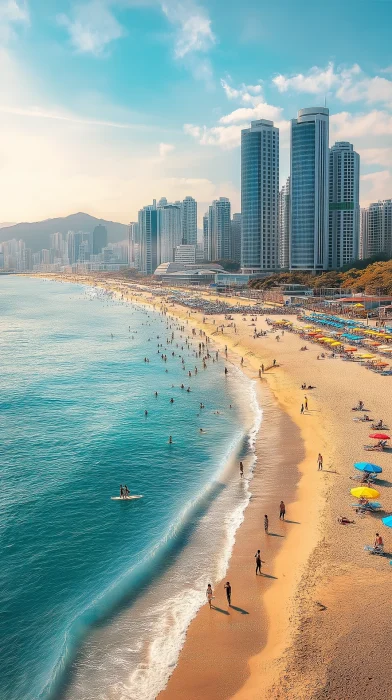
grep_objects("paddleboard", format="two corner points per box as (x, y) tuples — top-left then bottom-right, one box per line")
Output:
(111, 495), (143, 500)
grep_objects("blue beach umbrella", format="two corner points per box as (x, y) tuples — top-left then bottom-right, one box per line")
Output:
(354, 462), (383, 474)
(381, 515), (392, 528)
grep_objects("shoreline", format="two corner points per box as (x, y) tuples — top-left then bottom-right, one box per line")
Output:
(31, 274), (392, 699)
(34, 274), (324, 698)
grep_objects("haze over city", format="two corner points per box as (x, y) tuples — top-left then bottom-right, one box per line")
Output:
(1, 0), (392, 225)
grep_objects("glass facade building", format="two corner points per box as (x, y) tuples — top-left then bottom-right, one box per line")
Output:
(241, 120), (279, 272)
(138, 203), (158, 274)
(290, 107), (329, 271)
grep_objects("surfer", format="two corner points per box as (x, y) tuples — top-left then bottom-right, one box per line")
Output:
(124, 485), (130, 497)
(120, 485), (124, 498)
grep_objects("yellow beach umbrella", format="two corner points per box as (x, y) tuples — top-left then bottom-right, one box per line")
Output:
(354, 303), (364, 308)
(357, 353), (375, 359)
(351, 487), (380, 499)
(323, 338), (335, 343)
(330, 341), (341, 346)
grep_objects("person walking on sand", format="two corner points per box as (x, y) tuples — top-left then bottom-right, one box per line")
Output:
(279, 501), (286, 520)
(255, 550), (262, 575)
(206, 584), (213, 608)
(239, 461), (244, 478)
(300, 404), (304, 414)
(305, 396), (308, 411)
(264, 514), (269, 533)
(317, 453), (323, 470)
(224, 581), (231, 606)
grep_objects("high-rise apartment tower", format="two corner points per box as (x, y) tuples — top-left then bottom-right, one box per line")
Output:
(241, 119), (279, 272)
(290, 107), (329, 271)
(329, 142), (360, 268)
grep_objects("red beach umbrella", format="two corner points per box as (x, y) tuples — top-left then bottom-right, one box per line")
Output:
(369, 433), (390, 440)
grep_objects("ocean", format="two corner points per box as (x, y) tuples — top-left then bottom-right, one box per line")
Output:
(0, 276), (261, 700)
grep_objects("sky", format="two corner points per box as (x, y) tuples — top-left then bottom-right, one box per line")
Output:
(1, 0), (392, 225)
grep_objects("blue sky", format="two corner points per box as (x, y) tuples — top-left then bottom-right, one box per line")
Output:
(1, 0), (392, 224)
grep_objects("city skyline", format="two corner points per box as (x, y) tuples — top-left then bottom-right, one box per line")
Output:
(0, 1), (391, 224)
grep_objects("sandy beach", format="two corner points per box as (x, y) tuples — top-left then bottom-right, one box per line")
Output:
(37, 274), (392, 699)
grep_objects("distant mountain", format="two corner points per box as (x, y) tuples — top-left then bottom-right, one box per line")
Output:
(0, 213), (128, 252)
(0, 222), (16, 229)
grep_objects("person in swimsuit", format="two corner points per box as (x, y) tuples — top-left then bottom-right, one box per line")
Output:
(120, 485), (124, 498)
(255, 550), (262, 575)
(264, 514), (269, 533)
(224, 581), (231, 606)
(239, 461), (244, 478)
(279, 501), (285, 520)
(206, 584), (213, 608)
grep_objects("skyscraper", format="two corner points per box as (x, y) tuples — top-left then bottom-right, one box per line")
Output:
(207, 197), (231, 261)
(231, 213), (242, 265)
(360, 200), (392, 259)
(290, 107), (329, 271)
(67, 230), (84, 264)
(241, 119), (279, 273)
(203, 211), (209, 261)
(278, 177), (290, 269)
(157, 203), (182, 264)
(329, 142), (360, 268)
(92, 224), (108, 255)
(181, 196), (197, 246)
(138, 202), (158, 274)
(128, 222), (139, 266)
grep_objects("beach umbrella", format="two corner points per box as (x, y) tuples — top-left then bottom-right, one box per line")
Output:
(358, 354), (375, 359)
(369, 433), (390, 440)
(330, 341), (341, 346)
(354, 462), (383, 474)
(354, 303), (364, 308)
(382, 516), (392, 528)
(351, 486), (380, 499)
(344, 347), (357, 352)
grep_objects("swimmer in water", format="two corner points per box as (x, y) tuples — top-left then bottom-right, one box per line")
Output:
(155, 391), (158, 397)
(144, 410), (148, 416)
(239, 461), (244, 478)
(169, 436), (173, 444)
(170, 398), (174, 403)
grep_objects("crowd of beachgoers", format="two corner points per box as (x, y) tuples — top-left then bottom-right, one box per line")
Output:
(269, 313), (392, 376)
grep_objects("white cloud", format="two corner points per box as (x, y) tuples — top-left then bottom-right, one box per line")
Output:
(273, 62), (341, 94)
(57, 1), (126, 56)
(361, 170), (392, 207)
(161, 0), (215, 58)
(159, 142), (175, 158)
(183, 78), (284, 149)
(183, 123), (201, 138)
(360, 148), (392, 167)
(0, 104), (153, 129)
(336, 75), (392, 107)
(221, 79), (263, 103)
(331, 110), (392, 139)
(219, 102), (283, 125)
(0, 0), (29, 42)
(273, 62), (392, 108)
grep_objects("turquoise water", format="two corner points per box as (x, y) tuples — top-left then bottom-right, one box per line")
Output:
(0, 277), (257, 700)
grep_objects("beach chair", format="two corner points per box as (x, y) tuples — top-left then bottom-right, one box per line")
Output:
(364, 443), (385, 452)
(364, 544), (385, 556)
(351, 502), (382, 514)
